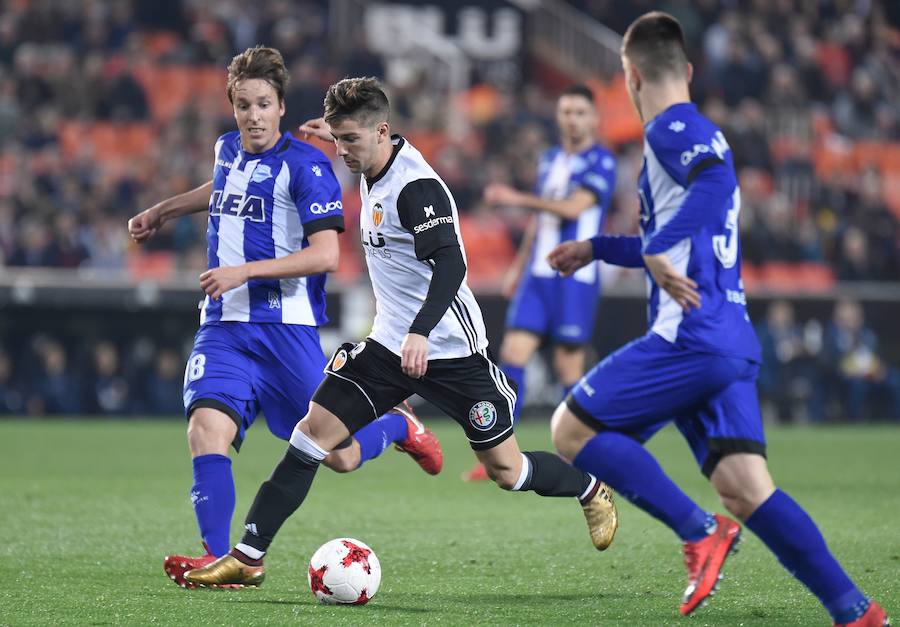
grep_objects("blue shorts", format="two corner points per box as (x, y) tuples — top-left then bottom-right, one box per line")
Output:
(567, 332), (765, 477)
(506, 273), (599, 345)
(182, 321), (327, 450)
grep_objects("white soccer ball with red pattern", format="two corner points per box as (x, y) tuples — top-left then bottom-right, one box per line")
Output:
(307, 538), (381, 605)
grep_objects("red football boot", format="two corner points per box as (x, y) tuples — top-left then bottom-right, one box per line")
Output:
(679, 514), (742, 615)
(393, 401), (443, 475)
(834, 601), (890, 627)
(164, 544), (241, 589)
(462, 462), (489, 482)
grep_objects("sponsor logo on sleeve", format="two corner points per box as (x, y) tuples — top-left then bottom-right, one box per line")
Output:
(679, 130), (731, 166)
(311, 164), (322, 177)
(413, 215), (454, 233)
(424, 205), (435, 217)
(309, 200), (343, 214)
(668, 120), (686, 132)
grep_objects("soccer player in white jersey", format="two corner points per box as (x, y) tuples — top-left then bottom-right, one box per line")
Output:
(184, 77), (619, 588)
(547, 13), (888, 626)
(465, 85), (616, 482)
(127, 47), (442, 589)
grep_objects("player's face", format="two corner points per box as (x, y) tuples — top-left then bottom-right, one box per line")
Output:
(232, 78), (285, 154)
(556, 94), (596, 144)
(330, 117), (388, 177)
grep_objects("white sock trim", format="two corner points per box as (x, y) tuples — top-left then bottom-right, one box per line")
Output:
(289, 428), (328, 461)
(512, 453), (531, 491)
(235, 543), (265, 560)
(579, 474), (598, 502)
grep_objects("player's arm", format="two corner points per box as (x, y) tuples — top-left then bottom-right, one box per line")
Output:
(200, 228), (340, 300)
(485, 183), (596, 220)
(128, 181), (213, 243)
(641, 159), (733, 311)
(502, 214), (537, 299)
(398, 178), (467, 378)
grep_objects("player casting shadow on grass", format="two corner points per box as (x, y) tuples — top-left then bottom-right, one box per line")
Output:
(548, 12), (889, 627)
(128, 46), (443, 588)
(184, 77), (619, 589)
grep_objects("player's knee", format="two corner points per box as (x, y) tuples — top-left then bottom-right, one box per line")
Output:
(483, 461), (519, 490)
(550, 405), (584, 461)
(187, 416), (234, 456)
(322, 452), (356, 473)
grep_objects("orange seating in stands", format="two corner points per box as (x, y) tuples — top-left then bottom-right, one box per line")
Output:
(813, 135), (855, 178)
(459, 215), (515, 286)
(133, 65), (193, 123)
(589, 76), (644, 146)
(139, 31), (180, 59)
(759, 262), (834, 293)
(58, 122), (155, 162)
(127, 250), (176, 280)
(740, 262), (761, 291)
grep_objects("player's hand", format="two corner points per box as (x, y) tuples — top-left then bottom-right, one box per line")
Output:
(400, 333), (429, 379)
(127, 206), (163, 243)
(642, 253), (701, 311)
(298, 117), (333, 143)
(548, 240), (593, 276)
(199, 265), (250, 300)
(483, 183), (522, 207)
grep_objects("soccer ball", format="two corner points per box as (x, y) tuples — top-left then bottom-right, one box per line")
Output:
(307, 538), (381, 605)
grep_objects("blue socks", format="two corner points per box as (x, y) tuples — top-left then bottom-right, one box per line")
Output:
(501, 364), (525, 421)
(745, 489), (868, 624)
(355, 411), (409, 468)
(572, 432), (712, 541)
(190, 454), (235, 557)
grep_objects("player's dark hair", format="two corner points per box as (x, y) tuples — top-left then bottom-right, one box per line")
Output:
(226, 46), (289, 104)
(561, 84), (594, 104)
(323, 77), (390, 127)
(622, 12), (689, 82)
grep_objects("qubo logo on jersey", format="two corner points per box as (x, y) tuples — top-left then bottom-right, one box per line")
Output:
(414, 215), (454, 233)
(251, 163), (273, 183)
(468, 401), (497, 431)
(372, 202), (384, 227)
(679, 130), (730, 166)
(210, 191), (266, 222)
(310, 200), (342, 215)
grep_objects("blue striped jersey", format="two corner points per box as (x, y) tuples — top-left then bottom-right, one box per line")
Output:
(639, 103), (760, 362)
(201, 131), (344, 326)
(530, 143), (616, 284)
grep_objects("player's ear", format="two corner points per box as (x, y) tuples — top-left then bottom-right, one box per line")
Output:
(278, 97), (286, 117)
(685, 62), (694, 85)
(376, 121), (390, 142)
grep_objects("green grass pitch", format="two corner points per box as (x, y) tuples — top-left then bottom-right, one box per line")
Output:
(1, 418), (897, 625)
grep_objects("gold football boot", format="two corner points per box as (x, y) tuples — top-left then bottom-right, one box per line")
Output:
(582, 482), (618, 550)
(184, 554), (265, 588)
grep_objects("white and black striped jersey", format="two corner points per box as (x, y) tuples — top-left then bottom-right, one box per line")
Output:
(359, 136), (488, 360)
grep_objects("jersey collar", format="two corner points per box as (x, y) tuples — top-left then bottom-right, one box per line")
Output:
(240, 131), (292, 159)
(365, 134), (405, 188)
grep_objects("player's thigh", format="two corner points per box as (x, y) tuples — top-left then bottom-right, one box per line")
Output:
(566, 333), (743, 441)
(413, 352), (516, 451)
(500, 329), (541, 366)
(505, 273), (550, 342)
(183, 323), (260, 451)
(549, 277), (599, 346)
(311, 339), (412, 437)
(676, 361), (768, 479)
(251, 324), (328, 441)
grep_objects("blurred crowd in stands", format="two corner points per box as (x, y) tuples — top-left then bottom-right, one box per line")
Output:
(1, 0), (899, 420)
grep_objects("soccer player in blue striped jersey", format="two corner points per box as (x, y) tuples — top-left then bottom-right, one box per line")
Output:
(127, 47), (442, 589)
(466, 85), (615, 481)
(547, 13), (888, 627)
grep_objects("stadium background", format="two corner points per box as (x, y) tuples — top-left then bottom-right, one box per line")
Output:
(1, 0), (899, 426)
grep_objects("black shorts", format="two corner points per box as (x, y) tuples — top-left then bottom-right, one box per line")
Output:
(312, 339), (517, 451)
